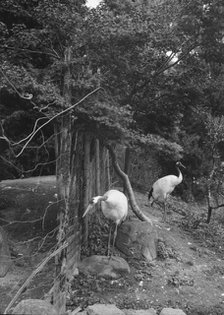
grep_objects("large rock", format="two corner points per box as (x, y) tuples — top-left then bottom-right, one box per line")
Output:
(86, 304), (125, 315)
(12, 299), (58, 315)
(0, 226), (12, 277)
(116, 218), (157, 261)
(78, 255), (130, 279)
(159, 308), (186, 315)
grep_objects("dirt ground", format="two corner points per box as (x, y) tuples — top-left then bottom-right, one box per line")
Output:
(1, 176), (224, 315)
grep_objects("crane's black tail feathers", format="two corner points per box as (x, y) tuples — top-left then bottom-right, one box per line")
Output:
(148, 188), (153, 200)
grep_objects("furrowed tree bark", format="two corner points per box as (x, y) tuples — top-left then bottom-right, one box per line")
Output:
(83, 133), (91, 241)
(53, 47), (82, 314)
(106, 144), (152, 225)
(105, 149), (111, 190)
(95, 138), (101, 195)
(102, 147), (111, 191)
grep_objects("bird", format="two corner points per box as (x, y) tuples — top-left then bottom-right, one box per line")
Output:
(148, 161), (185, 221)
(82, 189), (128, 257)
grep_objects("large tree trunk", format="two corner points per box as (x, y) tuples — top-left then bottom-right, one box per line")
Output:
(53, 47), (83, 314)
(83, 133), (91, 241)
(106, 149), (111, 190)
(54, 120), (84, 313)
(102, 146), (111, 192)
(95, 139), (101, 195)
(106, 144), (152, 225)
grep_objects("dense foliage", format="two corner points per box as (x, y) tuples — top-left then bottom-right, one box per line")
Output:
(0, 0), (224, 201)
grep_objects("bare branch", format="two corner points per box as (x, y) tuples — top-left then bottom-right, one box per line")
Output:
(18, 133), (55, 150)
(1, 217), (42, 226)
(0, 45), (60, 59)
(39, 100), (57, 113)
(41, 199), (63, 230)
(12, 236), (42, 245)
(13, 117), (48, 146)
(130, 41), (197, 97)
(0, 154), (55, 176)
(0, 67), (33, 100)
(15, 87), (101, 158)
(0, 155), (22, 173)
(37, 227), (58, 252)
(106, 143), (153, 225)
(23, 159), (57, 174)
(211, 203), (224, 210)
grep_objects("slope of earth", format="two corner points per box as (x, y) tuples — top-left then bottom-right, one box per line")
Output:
(0, 176), (57, 313)
(71, 192), (224, 315)
(0, 177), (224, 315)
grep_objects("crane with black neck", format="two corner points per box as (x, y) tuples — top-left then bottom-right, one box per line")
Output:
(148, 161), (185, 221)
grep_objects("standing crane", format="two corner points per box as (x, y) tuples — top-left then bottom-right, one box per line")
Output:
(82, 189), (128, 257)
(148, 161), (185, 221)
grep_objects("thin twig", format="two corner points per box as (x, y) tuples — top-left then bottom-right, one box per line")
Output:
(0, 45), (60, 59)
(0, 67), (33, 100)
(42, 199), (63, 231)
(12, 117), (48, 146)
(0, 117), (48, 147)
(1, 217), (42, 226)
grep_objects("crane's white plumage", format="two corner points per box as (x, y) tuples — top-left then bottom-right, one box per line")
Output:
(83, 189), (128, 256)
(148, 161), (185, 221)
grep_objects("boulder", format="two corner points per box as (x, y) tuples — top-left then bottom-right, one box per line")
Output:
(0, 226), (12, 277)
(86, 304), (125, 315)
(160, 308), (186, 315)
(116, 218), (157, 261)
(12, 299), (58, 315)
(78, 255), (130, 279)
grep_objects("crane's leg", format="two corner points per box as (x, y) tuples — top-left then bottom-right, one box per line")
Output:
(162, 202), (167, 222)
(107, 225), (112, 257)
(111, 223), (118, 256)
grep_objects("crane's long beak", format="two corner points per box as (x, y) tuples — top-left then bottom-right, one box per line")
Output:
(82, 203), (94, 218)
(179, 162), (186, 169)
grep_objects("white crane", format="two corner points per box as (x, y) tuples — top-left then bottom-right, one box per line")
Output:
(82, 189), (128, 256)
(148, 161), (185, 221)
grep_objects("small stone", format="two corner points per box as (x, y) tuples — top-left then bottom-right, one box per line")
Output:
(12, 299), (58, 315)
(160, 308), (186, 315)
(79, 255), (130, 279)
(86, 304), (125, 315)
(123, 308), (157, 315)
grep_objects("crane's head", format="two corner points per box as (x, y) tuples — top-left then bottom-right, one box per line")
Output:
(176, 161), (186, 169)
(82, 196), (102, 217)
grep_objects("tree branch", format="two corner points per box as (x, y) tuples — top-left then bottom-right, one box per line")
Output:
(129, 41), (197, 98)
(14, 87), (101, 157)
(0, 67), (33, 100)
(106, 143), (153, 225)
(0, 45), (60, 59)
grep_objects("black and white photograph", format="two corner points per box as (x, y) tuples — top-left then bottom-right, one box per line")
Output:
(0, 1), (224, 314)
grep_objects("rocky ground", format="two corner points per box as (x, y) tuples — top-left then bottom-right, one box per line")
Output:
(1, 176), (224, 315)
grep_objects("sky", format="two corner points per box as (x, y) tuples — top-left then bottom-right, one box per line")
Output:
(86, 0), (101, 8)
